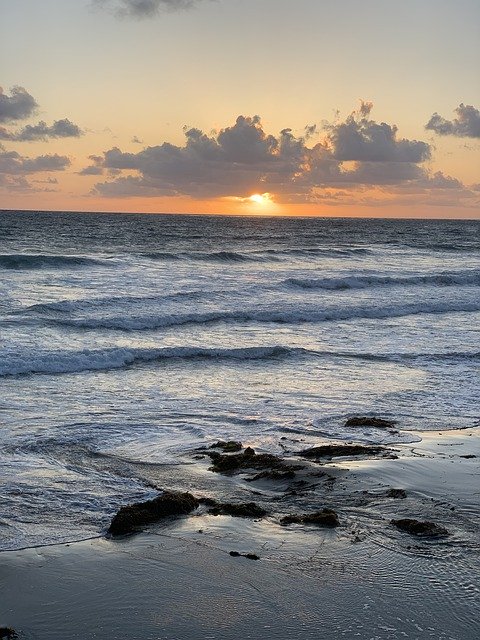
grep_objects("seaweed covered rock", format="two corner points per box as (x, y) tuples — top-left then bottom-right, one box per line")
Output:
(200, 498), (268, 518)
(386, 488), (407, 499)
(229, 551), (259, 560)
(246, 469), (296, 482)
(344, 416), (395, 429)
(207, 448), (300, 475)
(298, 444), (385, 459)
(108, 491), (199, 537)
(391, 518), (448, 537)
(280, 509), (340, 528)
(0, 629), (18, 640)
(209, 440), (243, 453)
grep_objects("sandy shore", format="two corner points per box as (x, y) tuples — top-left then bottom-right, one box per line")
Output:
(1, 429), (479, 640)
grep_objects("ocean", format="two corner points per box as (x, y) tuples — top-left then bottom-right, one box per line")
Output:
(0, 210), (479, 551)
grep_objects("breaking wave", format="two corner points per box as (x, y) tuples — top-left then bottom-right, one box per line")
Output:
(0, 345), (301, 377)
(0, 254), (108, 270)
(284, 270), (480, 291)
(42, 300), (480, 331)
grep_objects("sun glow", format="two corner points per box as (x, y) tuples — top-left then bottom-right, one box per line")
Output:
(249, 193), (272, 205)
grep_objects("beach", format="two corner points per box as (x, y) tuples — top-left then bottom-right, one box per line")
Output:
(1, 427), (479, 639)
(0, 211), (479, 638)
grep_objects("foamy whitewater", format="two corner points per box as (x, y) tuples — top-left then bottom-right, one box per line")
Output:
(0, 210), (479, 550)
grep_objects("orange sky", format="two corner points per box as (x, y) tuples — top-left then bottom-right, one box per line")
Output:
(1, 0), (479, 219)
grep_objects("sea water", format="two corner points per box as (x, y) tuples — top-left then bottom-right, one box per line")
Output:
(0, 210), (479, 549)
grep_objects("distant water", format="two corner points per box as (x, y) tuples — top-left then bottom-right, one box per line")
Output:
(0, 210), (479, 550)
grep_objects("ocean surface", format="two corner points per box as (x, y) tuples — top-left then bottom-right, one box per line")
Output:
(0, 210), (479, 550)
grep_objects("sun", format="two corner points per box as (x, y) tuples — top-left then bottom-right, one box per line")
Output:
(249, 193), (270, 204)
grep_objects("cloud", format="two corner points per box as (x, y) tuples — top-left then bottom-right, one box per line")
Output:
(90, 106), (472, 206)
(0, 86), (37, 123)
(0, 144), (70, 175)
(327, 101), (431, 162)
(426, 104), (480, 138)
(94, 0), (209, 18)
(0, 118), (83, 142)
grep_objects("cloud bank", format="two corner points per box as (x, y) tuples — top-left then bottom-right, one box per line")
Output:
(426, 104), (480, 138)
(89, 105), (450, 204)
(0, 118), (83, 142)
(94, 0), (209, 18)
(0, 86), (37, 123)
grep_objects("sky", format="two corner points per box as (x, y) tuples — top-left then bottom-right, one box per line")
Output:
(1, 0), (479, 218)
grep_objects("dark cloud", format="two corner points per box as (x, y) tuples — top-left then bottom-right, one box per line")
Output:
(0, 118), (83, 142)
(79, 155), (105, 175)
(426, 104), (480, 138)
(94, 0), (208, 18)
(327, 102), (431, 162)
(0, 144), (70, 175)
(0, 86), (37, 123)
(90, 107), (465, 204)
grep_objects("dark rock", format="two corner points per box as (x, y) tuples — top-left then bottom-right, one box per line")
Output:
(229, 551), (259, 560)
(460, 454), (476, 459)
(391, 518), (449, 537)
(245, 470), (296, 482)
(298, 444), (385, 459)
(280, 508), (340, 528)
(0, 630), (17, 640)
(207, 449), (301, 475)
(345, 416), (395, 429)
(108, 491), (199, 536)
(201, 499), (267, 518)
(386, 488), (407, 499)
(209, 440), (243, 453)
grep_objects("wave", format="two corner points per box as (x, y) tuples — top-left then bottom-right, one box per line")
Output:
(22, 290), (209, 315)
(42, 300), (480, 331)
(284, 270), (480, 291)
(2, 344), (477, 377)
(143, 250), (259, 263)
(0, 345), (301, 377)
(0, 254), (107, 270)
(142, 247), (370, 263)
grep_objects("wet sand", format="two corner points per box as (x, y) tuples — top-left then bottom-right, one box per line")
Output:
(1, 429), (479, 640)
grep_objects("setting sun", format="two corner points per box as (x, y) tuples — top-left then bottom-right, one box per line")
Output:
(249, 193), (271, 205)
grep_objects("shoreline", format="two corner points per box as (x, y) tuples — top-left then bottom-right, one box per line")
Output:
(2, 428), (479, 639)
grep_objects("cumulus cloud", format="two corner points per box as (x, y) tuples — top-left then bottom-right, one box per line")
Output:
(0, 86), (37, 123)
(94, 0), (209, 18)
(327, 101), (431, 162)
(0, 144), (70, 175)
(0, 118), (83, 142)
(426, 104), (480, 138)
(89, 106), (473, 206)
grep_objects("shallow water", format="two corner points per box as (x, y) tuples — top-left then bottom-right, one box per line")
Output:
(0, 210), (479, 549)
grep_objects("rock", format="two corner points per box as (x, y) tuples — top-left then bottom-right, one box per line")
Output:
(209, 440), (243, 453)
(280, 508), (340, 528)
(245, 470), (296, 482)
(298, 444), (385, 459)
(207, 449), (300, 475)
(460, 454), (476, 459)
(0, 630), (17, 640)
(229, 551), (259, 560)
(200, 499), (267, 518)
(386, 488), (407, 499)
(345, 416), (395, 429)
(108, 491), (199, 537)
(391, 518), (449, 537)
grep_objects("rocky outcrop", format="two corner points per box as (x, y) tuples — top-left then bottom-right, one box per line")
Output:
(199, 498), (268, 518)
(280, 509), (340, 528)
(391, 518), (448, 537)
(207, 447), (301, 474)
(345, 416), (396, 429)
(108, 491), (199, 537)
(298, 444), (385, 458)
